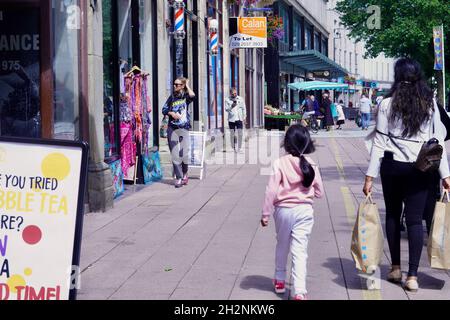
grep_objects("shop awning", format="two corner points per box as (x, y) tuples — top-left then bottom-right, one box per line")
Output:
(280, 50), (349, 77)
(288, 81), (349, 91)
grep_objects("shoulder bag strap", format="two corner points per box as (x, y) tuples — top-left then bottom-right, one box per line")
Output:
(376, 129), (410, 160)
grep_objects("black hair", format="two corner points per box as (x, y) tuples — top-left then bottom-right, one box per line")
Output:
(386, 57), (434, 138)
(283, 124), (316, 188)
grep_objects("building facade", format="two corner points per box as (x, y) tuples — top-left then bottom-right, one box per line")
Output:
(327, 0), (395, 107)
(265, 0), (348, 114)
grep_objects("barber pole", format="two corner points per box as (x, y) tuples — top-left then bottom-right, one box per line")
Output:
(210, 31), (218, 55)
(174, 0), (185, 39)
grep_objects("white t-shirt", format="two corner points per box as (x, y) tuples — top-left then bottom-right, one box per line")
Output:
(360, 97), (372, 113)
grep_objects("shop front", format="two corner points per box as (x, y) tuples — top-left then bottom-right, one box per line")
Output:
(0, 0), (87, 141)
(102, 0), (160, 198)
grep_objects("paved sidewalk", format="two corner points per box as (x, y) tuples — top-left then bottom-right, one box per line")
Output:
(77, 129), (450, 300)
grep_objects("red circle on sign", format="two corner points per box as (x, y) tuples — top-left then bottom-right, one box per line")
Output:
(22, 225), (42, 245)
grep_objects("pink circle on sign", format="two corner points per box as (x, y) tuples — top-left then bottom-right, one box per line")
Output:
(22, 226), (42, 245)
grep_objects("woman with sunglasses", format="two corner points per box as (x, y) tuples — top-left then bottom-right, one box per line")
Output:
(162, 77), (196, 188)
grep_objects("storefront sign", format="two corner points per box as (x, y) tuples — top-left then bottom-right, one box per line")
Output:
(0, 137), (88, 300)
(313, 71), (330, 78)
(433, 26), (444, 71)
(230, 17), (267, 49)
(0, 7), (41, 138)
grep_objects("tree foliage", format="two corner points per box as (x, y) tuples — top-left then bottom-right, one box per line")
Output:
(335, 0), (450, 79)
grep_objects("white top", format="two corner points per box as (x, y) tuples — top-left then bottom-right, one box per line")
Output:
(367, 98), (450, 179)
(360, 97), (372, 113)
(336, 104), (345, 121)
(225, 96), (247, 122)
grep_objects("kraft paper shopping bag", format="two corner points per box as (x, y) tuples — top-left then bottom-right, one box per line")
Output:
(428, 191), (450, 270)
(351, 194), (384, 273)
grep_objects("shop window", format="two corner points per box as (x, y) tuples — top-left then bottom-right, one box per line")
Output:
(322, 38), (328, 56)
(0, 6), (41, 138)
(314, 33), (320, 52)
(103, 0), (119, 159)
(53, 1), (81, 140)
(0, 1), (81, 140)
(293, 18), (301, 51)
(279, 5), (289, 46)
(305, 26), (312, 50)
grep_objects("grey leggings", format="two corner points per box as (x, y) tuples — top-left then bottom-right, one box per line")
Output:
(167, 126), (189, 179)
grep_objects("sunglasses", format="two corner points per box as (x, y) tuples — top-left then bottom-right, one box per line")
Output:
(174, 83), (183, 87)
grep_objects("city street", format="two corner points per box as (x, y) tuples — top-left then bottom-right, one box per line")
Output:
(78, 125), (450, 300)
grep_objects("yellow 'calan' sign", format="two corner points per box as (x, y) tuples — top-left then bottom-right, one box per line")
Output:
(230, 17), (267, 49)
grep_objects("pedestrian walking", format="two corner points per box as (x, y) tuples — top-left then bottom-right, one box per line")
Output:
(335, 100), (346, 130)
(225, 87), (247, 153)
(360, 94), (372, 130)
(363, 58), (450, 292)
(260, 124), (324, 300)
(322, 91), (334, 131)
(162, 77), (195, 188)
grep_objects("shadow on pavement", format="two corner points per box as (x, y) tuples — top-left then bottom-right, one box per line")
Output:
(416, 272), (446, 290)
(321, 257), (395, 290)
(239, 275), (275, 293)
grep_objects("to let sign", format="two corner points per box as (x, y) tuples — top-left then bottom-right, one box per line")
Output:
(230, 17), (267, 49)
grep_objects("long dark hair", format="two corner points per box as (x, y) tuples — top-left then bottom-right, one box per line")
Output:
(386, 58), (434, 138)
(283, 125), (316, 188)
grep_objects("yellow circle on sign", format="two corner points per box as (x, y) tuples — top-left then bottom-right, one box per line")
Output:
(41, 153), (71, 181)
(24, 268), (33, 276)
(7, 275), (26, 293)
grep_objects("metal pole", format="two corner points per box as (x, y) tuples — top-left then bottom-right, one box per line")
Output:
(442, 25), (446, 109)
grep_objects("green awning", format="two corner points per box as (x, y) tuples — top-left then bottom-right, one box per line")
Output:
(288, 81), (349, 91)
(280, 50), (349, 77)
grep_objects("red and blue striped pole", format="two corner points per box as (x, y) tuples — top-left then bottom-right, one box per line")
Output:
(209, 19), (218, 56)
(173, 0), (185, 40)
(210, 31), (218, 55)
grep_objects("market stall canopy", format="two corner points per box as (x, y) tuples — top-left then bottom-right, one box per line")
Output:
(280, 50), (349, 78)
(288, 81), (349, 91)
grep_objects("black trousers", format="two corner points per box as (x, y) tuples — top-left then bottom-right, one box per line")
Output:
(167, 126), (189, 179)
(380, 155), (435, 277)
(229, 121), (243, 150)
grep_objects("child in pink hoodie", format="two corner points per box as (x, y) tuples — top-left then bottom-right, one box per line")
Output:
(261, 124), (324, 300)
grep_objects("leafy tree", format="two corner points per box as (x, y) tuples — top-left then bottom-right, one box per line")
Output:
(335, 0), (450, 104)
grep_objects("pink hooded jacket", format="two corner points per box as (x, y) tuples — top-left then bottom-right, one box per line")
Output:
(262, 154), (324, 217)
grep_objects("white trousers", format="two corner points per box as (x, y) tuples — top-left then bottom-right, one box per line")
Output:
(274, 204), (314, 295)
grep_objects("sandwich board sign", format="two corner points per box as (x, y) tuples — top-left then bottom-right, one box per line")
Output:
(189, 131), (207, 180)
(0, 137), (88, 300)
(230, 17), (267, 49)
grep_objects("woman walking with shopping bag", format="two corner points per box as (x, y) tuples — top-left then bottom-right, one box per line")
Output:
(363, 58), (450, 292)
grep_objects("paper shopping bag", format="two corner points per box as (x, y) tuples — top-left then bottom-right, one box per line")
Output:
(427, 191), (450, 270)
(351, 194), (384, 273)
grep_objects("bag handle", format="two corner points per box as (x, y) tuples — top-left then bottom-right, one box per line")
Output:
(364, 193), (375, 204)
(440, 190), (450, 203)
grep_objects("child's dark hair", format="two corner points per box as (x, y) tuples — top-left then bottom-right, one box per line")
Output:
(283, 124), (316, 188)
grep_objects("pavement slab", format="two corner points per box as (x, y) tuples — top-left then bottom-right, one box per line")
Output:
(78, 128), (450, 300)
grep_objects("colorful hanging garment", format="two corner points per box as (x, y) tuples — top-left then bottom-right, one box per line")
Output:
(120, 122), (136, 176)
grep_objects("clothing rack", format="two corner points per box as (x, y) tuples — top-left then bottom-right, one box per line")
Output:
(120, 65), (152, 184)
